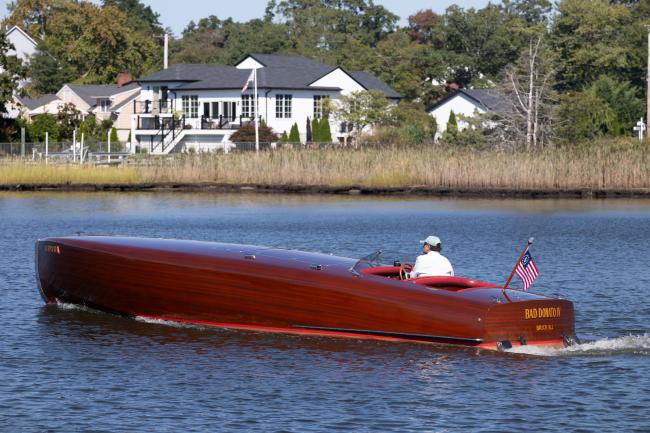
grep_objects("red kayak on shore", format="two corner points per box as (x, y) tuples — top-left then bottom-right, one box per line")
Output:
(35, 236), (577, 351)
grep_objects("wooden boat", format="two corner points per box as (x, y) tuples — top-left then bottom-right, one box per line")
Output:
(35, 236), (578, 351)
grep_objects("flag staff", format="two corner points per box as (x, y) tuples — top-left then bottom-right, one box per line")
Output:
(254, 67), (259, 153)
(502, 237), (534, 293)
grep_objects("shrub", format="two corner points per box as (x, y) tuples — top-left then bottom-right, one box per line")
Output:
(229, 122), (279, 143)
(320, 117), (332, 143)
(288, 123), (301, 144)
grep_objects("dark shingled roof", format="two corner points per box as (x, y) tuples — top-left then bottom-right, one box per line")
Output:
(348, 71), (400, 99)
(66, 83), (139, 107)
(136, 54), (399, 97)
(428, 88), (508, 113)
(17, 94), (59, 110)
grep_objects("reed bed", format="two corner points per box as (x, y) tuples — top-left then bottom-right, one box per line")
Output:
(1, 141), (649, 191)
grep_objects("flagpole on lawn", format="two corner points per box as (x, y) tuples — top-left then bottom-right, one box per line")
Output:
(254, 67), (259, 153)
(502, 237), (534, 293)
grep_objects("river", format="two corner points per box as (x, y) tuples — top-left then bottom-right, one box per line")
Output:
(1, 192), (649, 432)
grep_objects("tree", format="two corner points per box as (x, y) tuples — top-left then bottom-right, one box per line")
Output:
(55, 102), (82, 139)
(407, 9), (442, 47)
(557, 90), (618, 141)
(6, 0), (162, 86)
(27, 114), (59, 142)
(590, 76), (644, 136)
(444, 111), (458, 140)
(110, 127), (119, 143)
(551, 0), (636, 91)
(320, 117), (332, 143)
(281, 131), (289, 142)
(0, 30), (27, 114)
(334, 90), (390, 140)
(288, 123), (301, 144)
(26, 43), (77, 94)
(381, 100), (437, 144)
(305, 116), (312, 142)
(500, 32), (556, 149)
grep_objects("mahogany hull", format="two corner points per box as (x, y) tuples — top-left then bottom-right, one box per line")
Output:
(35, 236), (576, 350)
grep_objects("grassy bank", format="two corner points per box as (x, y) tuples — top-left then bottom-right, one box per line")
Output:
(1, 141), (649, 193)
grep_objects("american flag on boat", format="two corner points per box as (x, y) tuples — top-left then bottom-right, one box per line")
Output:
(515, 250), (539, 290)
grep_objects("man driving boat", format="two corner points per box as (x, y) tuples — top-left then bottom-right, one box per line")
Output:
(409, 235), (454, 278)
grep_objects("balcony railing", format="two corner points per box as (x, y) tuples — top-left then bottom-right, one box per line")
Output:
(136, 114), (261, 132)
(133, 99), (174, 115)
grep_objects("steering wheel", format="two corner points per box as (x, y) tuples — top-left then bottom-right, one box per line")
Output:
(399, 262), (414, 280)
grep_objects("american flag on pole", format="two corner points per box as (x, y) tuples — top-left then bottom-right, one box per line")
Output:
(515, 250), (539, 290)
(241, 69), (254, 93)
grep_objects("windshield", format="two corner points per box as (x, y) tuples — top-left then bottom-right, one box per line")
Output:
(351, 250), (383, 274)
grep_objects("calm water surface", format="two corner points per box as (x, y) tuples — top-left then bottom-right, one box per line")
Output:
(1, 193), (649, 432)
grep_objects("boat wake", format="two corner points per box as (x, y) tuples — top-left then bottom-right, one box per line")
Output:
(134, 315), (211, 330)
(507, 334), (650, 357)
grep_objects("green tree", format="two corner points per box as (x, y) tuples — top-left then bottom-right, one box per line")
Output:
(0, 30), (26, 114)
(27, 114), (60, 142)
(590, 76), (644, 136)
(6, 0), (162, 85)
(55, 102), (82, 139)
(334, 90), (390, 139)
(288, 123), (301, 144)
(443, 110), (458, 140)
(27, 43), (77, 94)
(551, 0), (636, 91)
(557, 90), (618, 141)
(320, 117), (332, 143)
(281, 130), (289, 142)
(305, 116), (312, 142)
(311, 117), (321, 142)
(110, 127), (119, 143)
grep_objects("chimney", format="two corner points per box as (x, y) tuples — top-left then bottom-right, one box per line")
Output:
(116, 72), (133, 88)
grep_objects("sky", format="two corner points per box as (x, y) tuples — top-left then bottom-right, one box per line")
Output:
(0, 0), (491, 36)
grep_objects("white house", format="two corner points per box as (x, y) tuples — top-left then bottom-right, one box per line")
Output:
(2, 25), (38, 118)
(4, 25), (37, 62)
(130, 53), (400, 154)
(428, 89), (506, 140)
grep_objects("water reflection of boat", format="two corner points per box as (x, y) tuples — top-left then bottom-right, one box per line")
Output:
(35, 236), (578, 351)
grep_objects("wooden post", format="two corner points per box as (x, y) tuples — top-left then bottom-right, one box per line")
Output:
(107, 129), (111, 162)
(72, 129), (76, 162)
(45, 132), (48, 165)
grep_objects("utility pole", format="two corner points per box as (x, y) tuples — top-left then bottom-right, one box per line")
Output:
(647, 26), (650, 140)
(164, 33), (169, 70)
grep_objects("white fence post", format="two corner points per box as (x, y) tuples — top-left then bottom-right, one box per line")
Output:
(45, 132), (49, 165)
(80, 133), (84, 165)
(107, 129), (111, 162)
(72, 129), (77, 162)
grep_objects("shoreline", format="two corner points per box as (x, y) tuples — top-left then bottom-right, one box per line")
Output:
(2, 182), (650, 198)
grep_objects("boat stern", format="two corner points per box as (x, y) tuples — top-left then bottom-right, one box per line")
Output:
(479, 295), (576, 351)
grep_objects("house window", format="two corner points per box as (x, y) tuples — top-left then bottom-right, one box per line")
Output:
(98, 99), (111, 113)
(182, 95), (199, 118)
(275, 94), (292, 118)
(241, 95), (256, 118)
(313, 95), (328, 119)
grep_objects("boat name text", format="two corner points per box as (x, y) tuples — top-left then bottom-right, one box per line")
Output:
(524, 307), (560, 320)
(44, 245), (60, 254)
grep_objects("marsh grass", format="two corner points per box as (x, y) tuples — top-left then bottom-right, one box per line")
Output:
(1, 139), (649, 191)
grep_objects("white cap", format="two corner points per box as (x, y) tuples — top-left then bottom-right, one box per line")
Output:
(420, 235), (441, 246)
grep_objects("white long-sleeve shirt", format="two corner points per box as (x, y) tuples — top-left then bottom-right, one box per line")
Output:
(410, 251), (454, 278)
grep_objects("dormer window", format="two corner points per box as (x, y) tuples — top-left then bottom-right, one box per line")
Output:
(98, 99), (111, 113)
